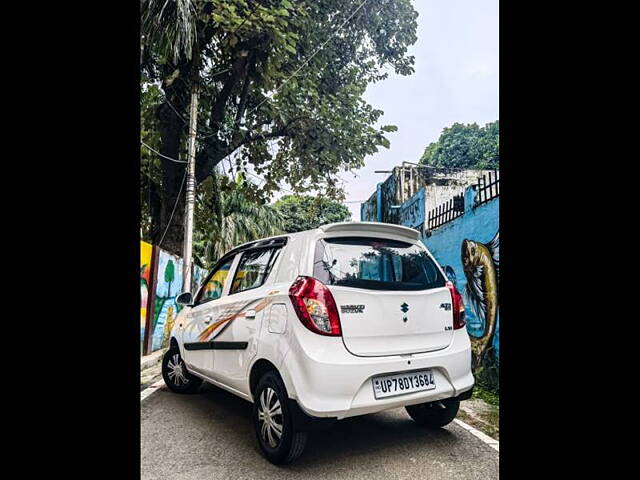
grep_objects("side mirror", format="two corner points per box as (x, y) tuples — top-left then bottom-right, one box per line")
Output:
(176, 291), (193, 306)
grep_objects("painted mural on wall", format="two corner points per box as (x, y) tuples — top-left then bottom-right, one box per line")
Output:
(399, 187), (425, 232)
(461, 232), (499, 369)
(146, 249), (209, 353)
(140, 241), (153, 353)
(151, 250), (185, 352)
(420, 185), (500, 390)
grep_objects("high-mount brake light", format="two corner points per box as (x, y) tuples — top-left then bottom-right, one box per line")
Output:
(289, 276), (342, 336)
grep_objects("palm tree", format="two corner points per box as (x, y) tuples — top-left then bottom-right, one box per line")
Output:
(193, 174), (285, 269)
(141, 0), (202, 254)
(141, 0), (198, 65)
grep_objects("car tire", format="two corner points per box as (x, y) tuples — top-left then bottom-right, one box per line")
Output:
(161, 346), (202, 394)
(253, 371), (307, 465)
(405, 398), (460, 428)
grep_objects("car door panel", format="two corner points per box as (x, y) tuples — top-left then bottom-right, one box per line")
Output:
(181, 255), (238, 374)
(212, 247), (283, 394)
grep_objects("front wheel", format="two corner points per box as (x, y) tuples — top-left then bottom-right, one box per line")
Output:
(161, 346), (202, 394)
(253, 371), (307, 465)
(406, 398), (460, 428)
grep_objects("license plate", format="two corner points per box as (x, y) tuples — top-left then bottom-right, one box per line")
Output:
(372, 369), (436, 399)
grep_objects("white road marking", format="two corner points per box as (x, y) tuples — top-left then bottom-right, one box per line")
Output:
(453, 419), (499, 452)
(141, 378), (166, 402)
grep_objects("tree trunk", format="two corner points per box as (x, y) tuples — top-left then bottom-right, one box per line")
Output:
(150, 62), (190, 255)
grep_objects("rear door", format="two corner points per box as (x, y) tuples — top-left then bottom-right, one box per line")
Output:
(313, 236), (454, 357)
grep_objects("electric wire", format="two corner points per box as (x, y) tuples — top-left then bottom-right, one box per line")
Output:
(141, 141), (188, 163)
(158, 167), (188, 247)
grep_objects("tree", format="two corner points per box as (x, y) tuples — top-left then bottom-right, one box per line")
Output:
(165, 259), (175, 297)
(141, 0), (418, 255)
(193, 173), (285, 268)
(274, 195), (351, 233)
(420, 121), (499, 170)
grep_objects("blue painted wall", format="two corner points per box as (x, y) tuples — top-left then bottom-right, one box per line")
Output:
(399, 187), (425, 231)
(419, 186), (499, 364)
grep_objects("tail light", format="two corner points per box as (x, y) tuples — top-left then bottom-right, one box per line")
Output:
(289, 276), (342, 336)
(446, 281), (466, 330)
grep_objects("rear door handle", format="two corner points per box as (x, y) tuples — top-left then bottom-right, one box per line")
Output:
(245, 309), (256, 319)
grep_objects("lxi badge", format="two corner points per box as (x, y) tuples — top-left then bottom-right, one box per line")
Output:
(400, 302), (409, 322)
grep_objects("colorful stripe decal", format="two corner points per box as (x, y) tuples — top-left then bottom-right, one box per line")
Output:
(197, 298), (274, 342)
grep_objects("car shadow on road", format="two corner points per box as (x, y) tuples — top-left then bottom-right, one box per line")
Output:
(194, 382), (464, 468)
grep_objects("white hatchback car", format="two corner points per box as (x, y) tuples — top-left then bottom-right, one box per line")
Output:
(163, 222), (474, 464)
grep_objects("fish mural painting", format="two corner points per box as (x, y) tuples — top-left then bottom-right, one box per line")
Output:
(461, 232), (499, 369)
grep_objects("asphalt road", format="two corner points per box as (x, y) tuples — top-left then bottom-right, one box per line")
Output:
(141, 382), (499, 480)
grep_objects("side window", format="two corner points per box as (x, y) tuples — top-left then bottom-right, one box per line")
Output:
(195, 257), (234, 305)
(230, 248), (281, 295)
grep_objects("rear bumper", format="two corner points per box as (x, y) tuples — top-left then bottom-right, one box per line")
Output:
(281, 327), (474, 420)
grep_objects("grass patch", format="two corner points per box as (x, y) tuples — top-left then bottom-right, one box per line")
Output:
(457, 408), (500, 441)
(472, 384), (499, 407)
(458, 384), (500, 441)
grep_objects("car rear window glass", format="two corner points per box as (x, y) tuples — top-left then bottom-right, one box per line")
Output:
(313, 237), (445, 291)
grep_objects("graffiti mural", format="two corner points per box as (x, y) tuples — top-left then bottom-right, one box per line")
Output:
(140, 241), (153, 353)
(151, 250), (185, 352)
(140, 242), (209, 355)
(419, 184), (500, 390)
(399, 187), (425, 232)
(462, 232), (499, 369)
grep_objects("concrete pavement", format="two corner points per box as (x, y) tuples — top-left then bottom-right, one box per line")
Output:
(141, 383), (499, 479)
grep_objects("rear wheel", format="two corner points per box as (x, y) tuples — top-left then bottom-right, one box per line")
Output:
(406, 398), (460, 428)
(161, 346), (202, 394)
(253, 371), (307, 465)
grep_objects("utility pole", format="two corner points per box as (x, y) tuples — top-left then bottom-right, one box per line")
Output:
(182, 83), (198, 293)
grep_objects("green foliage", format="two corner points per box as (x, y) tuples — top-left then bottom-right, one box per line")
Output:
(273, 195), (351, 233)
(140, 81), (164, 242)
(474, 346), (499, 395)
(472, 384), (500, 407)
(141, 0), (198, 64)
(141, 0), (418, 197)
(193, 173), (285, 268)
(420, 121), (499, 170)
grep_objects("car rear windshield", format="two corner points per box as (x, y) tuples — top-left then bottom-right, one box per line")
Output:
(313, 237), (445, 291)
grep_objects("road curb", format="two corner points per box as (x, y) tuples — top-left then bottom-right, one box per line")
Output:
(141, 348), (167, 372)
(453, 419), (499, 452)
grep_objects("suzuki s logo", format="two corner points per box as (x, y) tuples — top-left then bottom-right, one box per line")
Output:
(400, 302), (409, 322)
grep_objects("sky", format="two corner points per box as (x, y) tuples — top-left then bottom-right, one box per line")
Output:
(342, 0), (499, 219)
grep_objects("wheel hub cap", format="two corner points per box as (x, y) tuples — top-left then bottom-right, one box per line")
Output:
(167, 353), (188, 386)
(257, 387), (283, 448)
